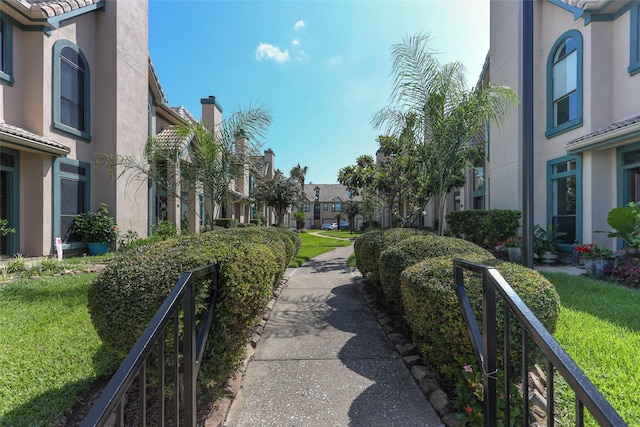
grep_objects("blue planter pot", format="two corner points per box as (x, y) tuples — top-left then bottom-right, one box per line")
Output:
(86, 242), (109, 256)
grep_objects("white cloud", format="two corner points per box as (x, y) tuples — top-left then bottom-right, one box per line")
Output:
(255, 43), (290, 63)
(294, 20), (305, 30)
(329, 54), (341, 66)
(292, 39), (300, 46)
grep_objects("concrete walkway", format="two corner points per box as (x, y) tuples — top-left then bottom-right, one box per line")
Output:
(224, 244), (443, 427)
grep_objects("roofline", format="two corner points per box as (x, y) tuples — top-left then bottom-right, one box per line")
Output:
(565, 121), (640, 153)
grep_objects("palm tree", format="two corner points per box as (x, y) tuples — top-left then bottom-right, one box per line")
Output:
(290, 163), (308, 190)
(372, 33), (518, 235)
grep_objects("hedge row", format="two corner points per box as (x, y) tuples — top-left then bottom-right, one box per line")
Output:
(353, 228), (429, 295)
(88, 226), (298, 390)
(446, 209), (521, 248)
(353, 228), (561, 392)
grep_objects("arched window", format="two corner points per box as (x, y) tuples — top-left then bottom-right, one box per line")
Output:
(53, 40), (91, 140)
(546, 30), (583, 138)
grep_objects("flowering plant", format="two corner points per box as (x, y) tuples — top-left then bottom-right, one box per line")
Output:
(501, 236), (522, 248)
(452, 361), (523, 426)
(72, 203), (118, 244)
(575, 243), (613, 258)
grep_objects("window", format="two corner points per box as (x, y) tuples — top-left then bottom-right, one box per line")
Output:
(53, 40), (91, 140)
(333, 203), (342, 212)
(54, 158), (90, 243)
(314, 188), (320, 199)
(304, 203), (310, 212)
(323, 203), (328, 211)
(618, 145), (640, 205)
(630, 4), (640, 75)
(547, 156), (581, 251)
(0, 14), (13, 85)
(546, 30), (583, 138)
(473, 164), (485, 210)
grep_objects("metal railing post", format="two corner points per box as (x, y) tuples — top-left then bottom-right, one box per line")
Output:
(482, 270), (497, 427)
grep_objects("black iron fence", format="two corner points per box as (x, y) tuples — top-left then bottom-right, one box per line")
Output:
(453, 259), (627, 427)
(82, 264), (219, 427)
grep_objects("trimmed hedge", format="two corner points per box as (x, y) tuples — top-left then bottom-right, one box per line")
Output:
(378, 235), (493, 315)
(401, 256), (560, 387)
(87, 231), (280, 389)
(446, 209), (521, 248)
(354, 228), (430, 295)
(214, 218), (238, 228)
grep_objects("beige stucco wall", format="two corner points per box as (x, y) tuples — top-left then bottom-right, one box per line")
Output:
(489, 0), (640, 250)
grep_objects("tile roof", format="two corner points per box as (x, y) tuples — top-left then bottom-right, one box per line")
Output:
(566, 114), (640, 147)
(0, 122), (70, 155)
(303, 183), (360, 202)
(170, 106), (197, 124)
(155, 125), (192, 148)
(17, 0), (102, 18)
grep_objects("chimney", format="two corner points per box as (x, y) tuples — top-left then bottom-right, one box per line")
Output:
(201, 96), (223, 131)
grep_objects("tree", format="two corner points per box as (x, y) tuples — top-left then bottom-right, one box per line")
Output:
(252, 171), (304, 227)
(342, 201), (360, 234)
(100, 103), (272, 229)
(372, 33), (518, 235)
(290, 163), (308, 190)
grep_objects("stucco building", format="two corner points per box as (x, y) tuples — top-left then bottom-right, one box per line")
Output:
(478, 0), (640, 252)
(0, 0), (273, 257)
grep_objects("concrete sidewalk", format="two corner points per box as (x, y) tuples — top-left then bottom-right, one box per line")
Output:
(224, 245), (443, 427)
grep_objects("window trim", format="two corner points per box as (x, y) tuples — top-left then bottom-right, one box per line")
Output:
(52, 40), (91, 140)
(630, 3), (640, 75)
(53, 157), (91, 250)
(0, 14), (14, 85)
(546, 154), (582, 252)
(546, 30), (583, 139)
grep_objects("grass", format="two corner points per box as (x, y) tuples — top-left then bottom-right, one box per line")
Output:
(316, 229), (362, 238)
(0, 274), (120, 426)
(541, 272), (640, 425)
(289, 232), (352, 267)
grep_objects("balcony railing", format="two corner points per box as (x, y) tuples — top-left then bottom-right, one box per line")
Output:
(82, 263), (219, 427)
(453, 259), (626, 427)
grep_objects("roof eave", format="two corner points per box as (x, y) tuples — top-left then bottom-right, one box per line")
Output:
(565, 121), (640, 153)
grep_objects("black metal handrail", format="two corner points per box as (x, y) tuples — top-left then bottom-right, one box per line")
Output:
(83, 263), (219, 427)
(453, 259), (627, 427)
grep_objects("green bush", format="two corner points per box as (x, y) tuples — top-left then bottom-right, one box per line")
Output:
(214, 218), (238, 228)
(208, 227), (292, 284)
(354, 228), (429, 295)
(401, 256), (560, 388)
(379, 235), (492, 315)
(151, 220), (178, 238)
(446, 209), (521, 248)
(88, 232), (279, 389)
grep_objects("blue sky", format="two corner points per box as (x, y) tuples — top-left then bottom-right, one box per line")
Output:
(149, 0), (490, 184)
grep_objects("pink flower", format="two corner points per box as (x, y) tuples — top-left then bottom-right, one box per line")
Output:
(465, 405), (473, 414)
(463, 364), (473, 374)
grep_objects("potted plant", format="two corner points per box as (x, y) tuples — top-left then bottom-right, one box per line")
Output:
(502, 236), (522, 263)
(575, 243), (614, 280)
(72, 203), (118, 255)
(533, 223), (566, 264)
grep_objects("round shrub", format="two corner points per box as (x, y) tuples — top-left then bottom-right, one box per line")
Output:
(354, 228), (430, 294)
(208, 228), (289, 283)
(401, 256), (560, 387)
(379, 235), (493, 315)
(88, 233), (279, 387)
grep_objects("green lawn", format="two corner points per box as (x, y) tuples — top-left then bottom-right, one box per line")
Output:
(0, 274), (119, 426)
(289, 232), (353, 267)
(315, 229), (362, 239)
(542, 272), (640, 425)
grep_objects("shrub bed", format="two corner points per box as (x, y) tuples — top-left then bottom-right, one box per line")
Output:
(354, 228), (429, 295)
(88, 230), (280, 389)
(401, 256), (560, 387)
(378, 235), (492, 315)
